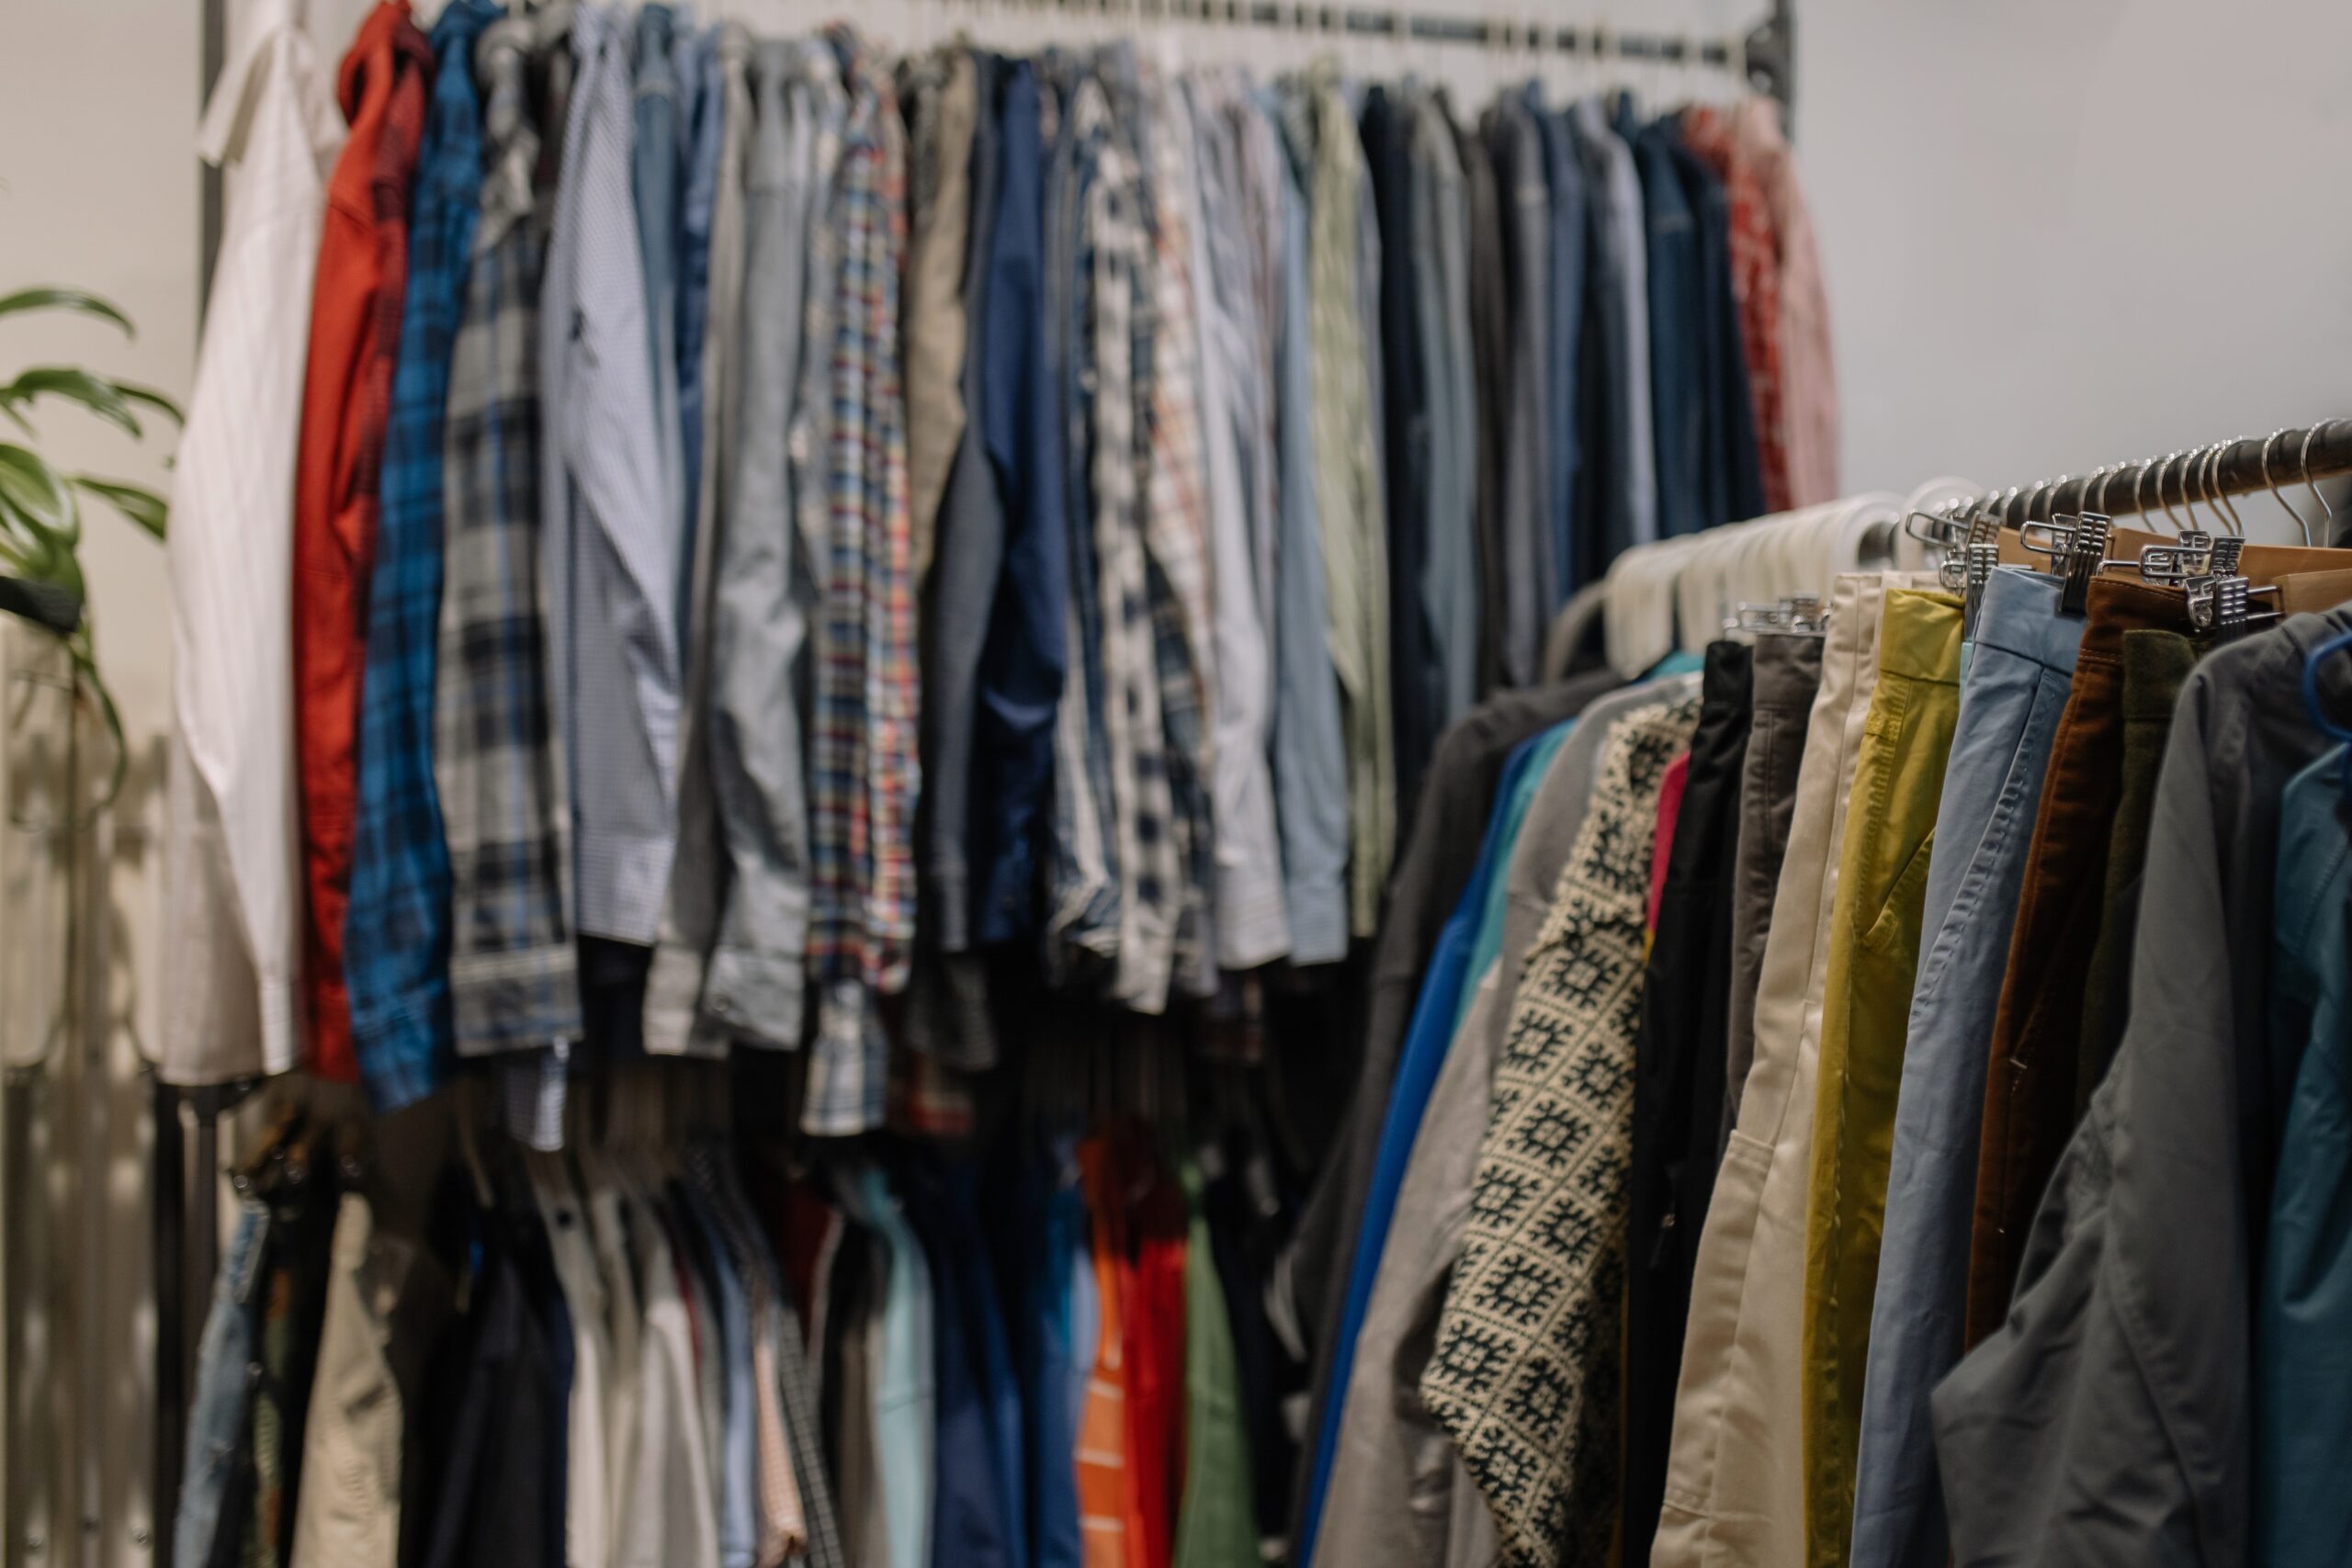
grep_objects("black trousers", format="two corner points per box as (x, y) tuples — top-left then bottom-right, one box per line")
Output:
(1623, 639), (1753, 1567)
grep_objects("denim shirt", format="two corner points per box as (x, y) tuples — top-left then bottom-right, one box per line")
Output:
(974, 59), (1070, 949)
(1531, 93), (1587, 589)
(675, 21), (724, 631)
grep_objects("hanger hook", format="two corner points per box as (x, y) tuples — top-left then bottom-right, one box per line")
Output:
(2262, 426), (2313, 547)
(2179, 446), (2212, 535)
(2298, 420), (2339, 542)
(2157, 451), (2191, 535)
(2204, 441), (2246, 537)
(2090, 462), (2120, 517)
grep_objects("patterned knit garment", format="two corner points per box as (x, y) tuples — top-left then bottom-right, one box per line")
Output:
(1419, 694), (1702, 1568)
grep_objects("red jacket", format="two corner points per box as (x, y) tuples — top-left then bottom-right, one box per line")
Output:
(289, 0), (431, 1081)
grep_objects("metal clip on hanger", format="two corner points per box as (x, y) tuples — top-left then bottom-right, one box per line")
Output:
(1960, 541), (1999, 637)
(2186, 572), (2281, 637)
(2058, 512), (2112, 614)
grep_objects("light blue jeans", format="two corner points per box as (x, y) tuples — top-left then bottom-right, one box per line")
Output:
(1849, 567), (2081, 1568)
(173, 1199), (268, 1568)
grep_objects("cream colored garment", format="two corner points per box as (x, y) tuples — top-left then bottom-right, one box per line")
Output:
(289, 1193), (402, 1568)
(618, 1188), (722, 1568)
(531, 1156), (612, 1568)
(1654, 573), (1930, 1567)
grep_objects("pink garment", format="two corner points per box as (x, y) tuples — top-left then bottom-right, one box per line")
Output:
(1648, 752), (1691, 939)
(1735, 98), (1839, 508)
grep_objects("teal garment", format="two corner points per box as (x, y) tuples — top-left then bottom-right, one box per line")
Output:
(2257, 747), (2352, 1568)
(862, 1168), (937, 1568)
(1461, 720), (1576, 1006)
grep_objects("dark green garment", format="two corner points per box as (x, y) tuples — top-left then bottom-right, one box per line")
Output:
(2074, 627), (2201, 1111)
(1172, 1164), (1257, 1568)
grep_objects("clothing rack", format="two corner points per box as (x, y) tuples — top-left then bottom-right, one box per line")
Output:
(1972, 420), (2352, 532)
(154, 0), (1796, 1549)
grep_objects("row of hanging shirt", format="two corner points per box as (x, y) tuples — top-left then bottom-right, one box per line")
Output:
(156, 0), (1840, 1140)
(171, 1071), (1306, 1568)
(1286, 491), (2352, 1567)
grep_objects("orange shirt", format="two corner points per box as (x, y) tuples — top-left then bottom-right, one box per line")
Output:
(1077, 1140), (1134, 1568)
(289, 0), (431, 1080)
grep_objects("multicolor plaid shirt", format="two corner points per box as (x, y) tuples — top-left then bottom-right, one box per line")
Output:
(805, 28), (918, 1135)
(435, 17), (582, 1056)
(1141, 64), (1221, 1003)
(345, 0), (502, 1112)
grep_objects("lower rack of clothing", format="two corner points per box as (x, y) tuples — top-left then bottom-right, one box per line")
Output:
(1288, 560), (2352, 1568)
(170, 1078), (1309, 1568)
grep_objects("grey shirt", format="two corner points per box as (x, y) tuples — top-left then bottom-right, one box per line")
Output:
(701, 41), (825, 1044)
(1188, 73), (1290, 969)
(542, 4), (684, 944)
(1932, 610), (2352, 1566)
(1411, 92), (1480, 729)
(645, 22), (754, 1056)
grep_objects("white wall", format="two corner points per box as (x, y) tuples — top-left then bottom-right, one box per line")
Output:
(1799, 0), (2352, 540)
(1, 6), (198, 1559)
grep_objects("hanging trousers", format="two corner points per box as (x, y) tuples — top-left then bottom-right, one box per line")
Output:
(1847, 568), (2083, 1568)
(1653, 571), (1935, 1568)
(1797, 589), (1963, 1568)
(1623, 640), (1753, 1568)
(2071, 627), (2201, 1113)
(1962, 577), (2195, 1348)
(1720, 630), (1824, 1157)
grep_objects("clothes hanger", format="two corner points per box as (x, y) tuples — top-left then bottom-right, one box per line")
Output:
(2262, 427), (2315, 547)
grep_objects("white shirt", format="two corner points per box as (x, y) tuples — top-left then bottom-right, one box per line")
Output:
(160, 0), (345, 1081)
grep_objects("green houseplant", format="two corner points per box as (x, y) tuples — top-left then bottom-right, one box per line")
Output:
(0, 286), (181, 805)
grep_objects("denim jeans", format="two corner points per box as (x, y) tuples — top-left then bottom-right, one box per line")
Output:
(1848, 569), (2080, 1568)
(174, 1199), (269, 1568)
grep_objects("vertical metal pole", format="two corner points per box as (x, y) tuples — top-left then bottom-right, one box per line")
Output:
(155, 5), (232, 1559)
(149, 1083), (183, 1568)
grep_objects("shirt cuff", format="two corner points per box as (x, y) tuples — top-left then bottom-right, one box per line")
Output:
(703, 944), (808, 1049)
(1284, 876), (1349, 967)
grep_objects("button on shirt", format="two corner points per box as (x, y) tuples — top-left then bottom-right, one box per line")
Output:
(542, 3), (684, 950)
(290, 0), (434, 1082)
(345, 0), (502, 1112)
(161, 0), (345, 1085)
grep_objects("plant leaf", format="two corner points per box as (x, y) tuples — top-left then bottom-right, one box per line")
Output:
(0, 442), (82, 544)
(0, 287), (134, 337)
(0, 367), (141, 438)
(73, 477), (167, 541)
(115, 381), (185, 427)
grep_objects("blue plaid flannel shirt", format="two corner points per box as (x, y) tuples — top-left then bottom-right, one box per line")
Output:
(345, 0), (502, 1111)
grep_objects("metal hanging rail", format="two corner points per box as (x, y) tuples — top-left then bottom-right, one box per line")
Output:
(922, 0), (1794, 122)
(1974, 421), (2352, 533)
